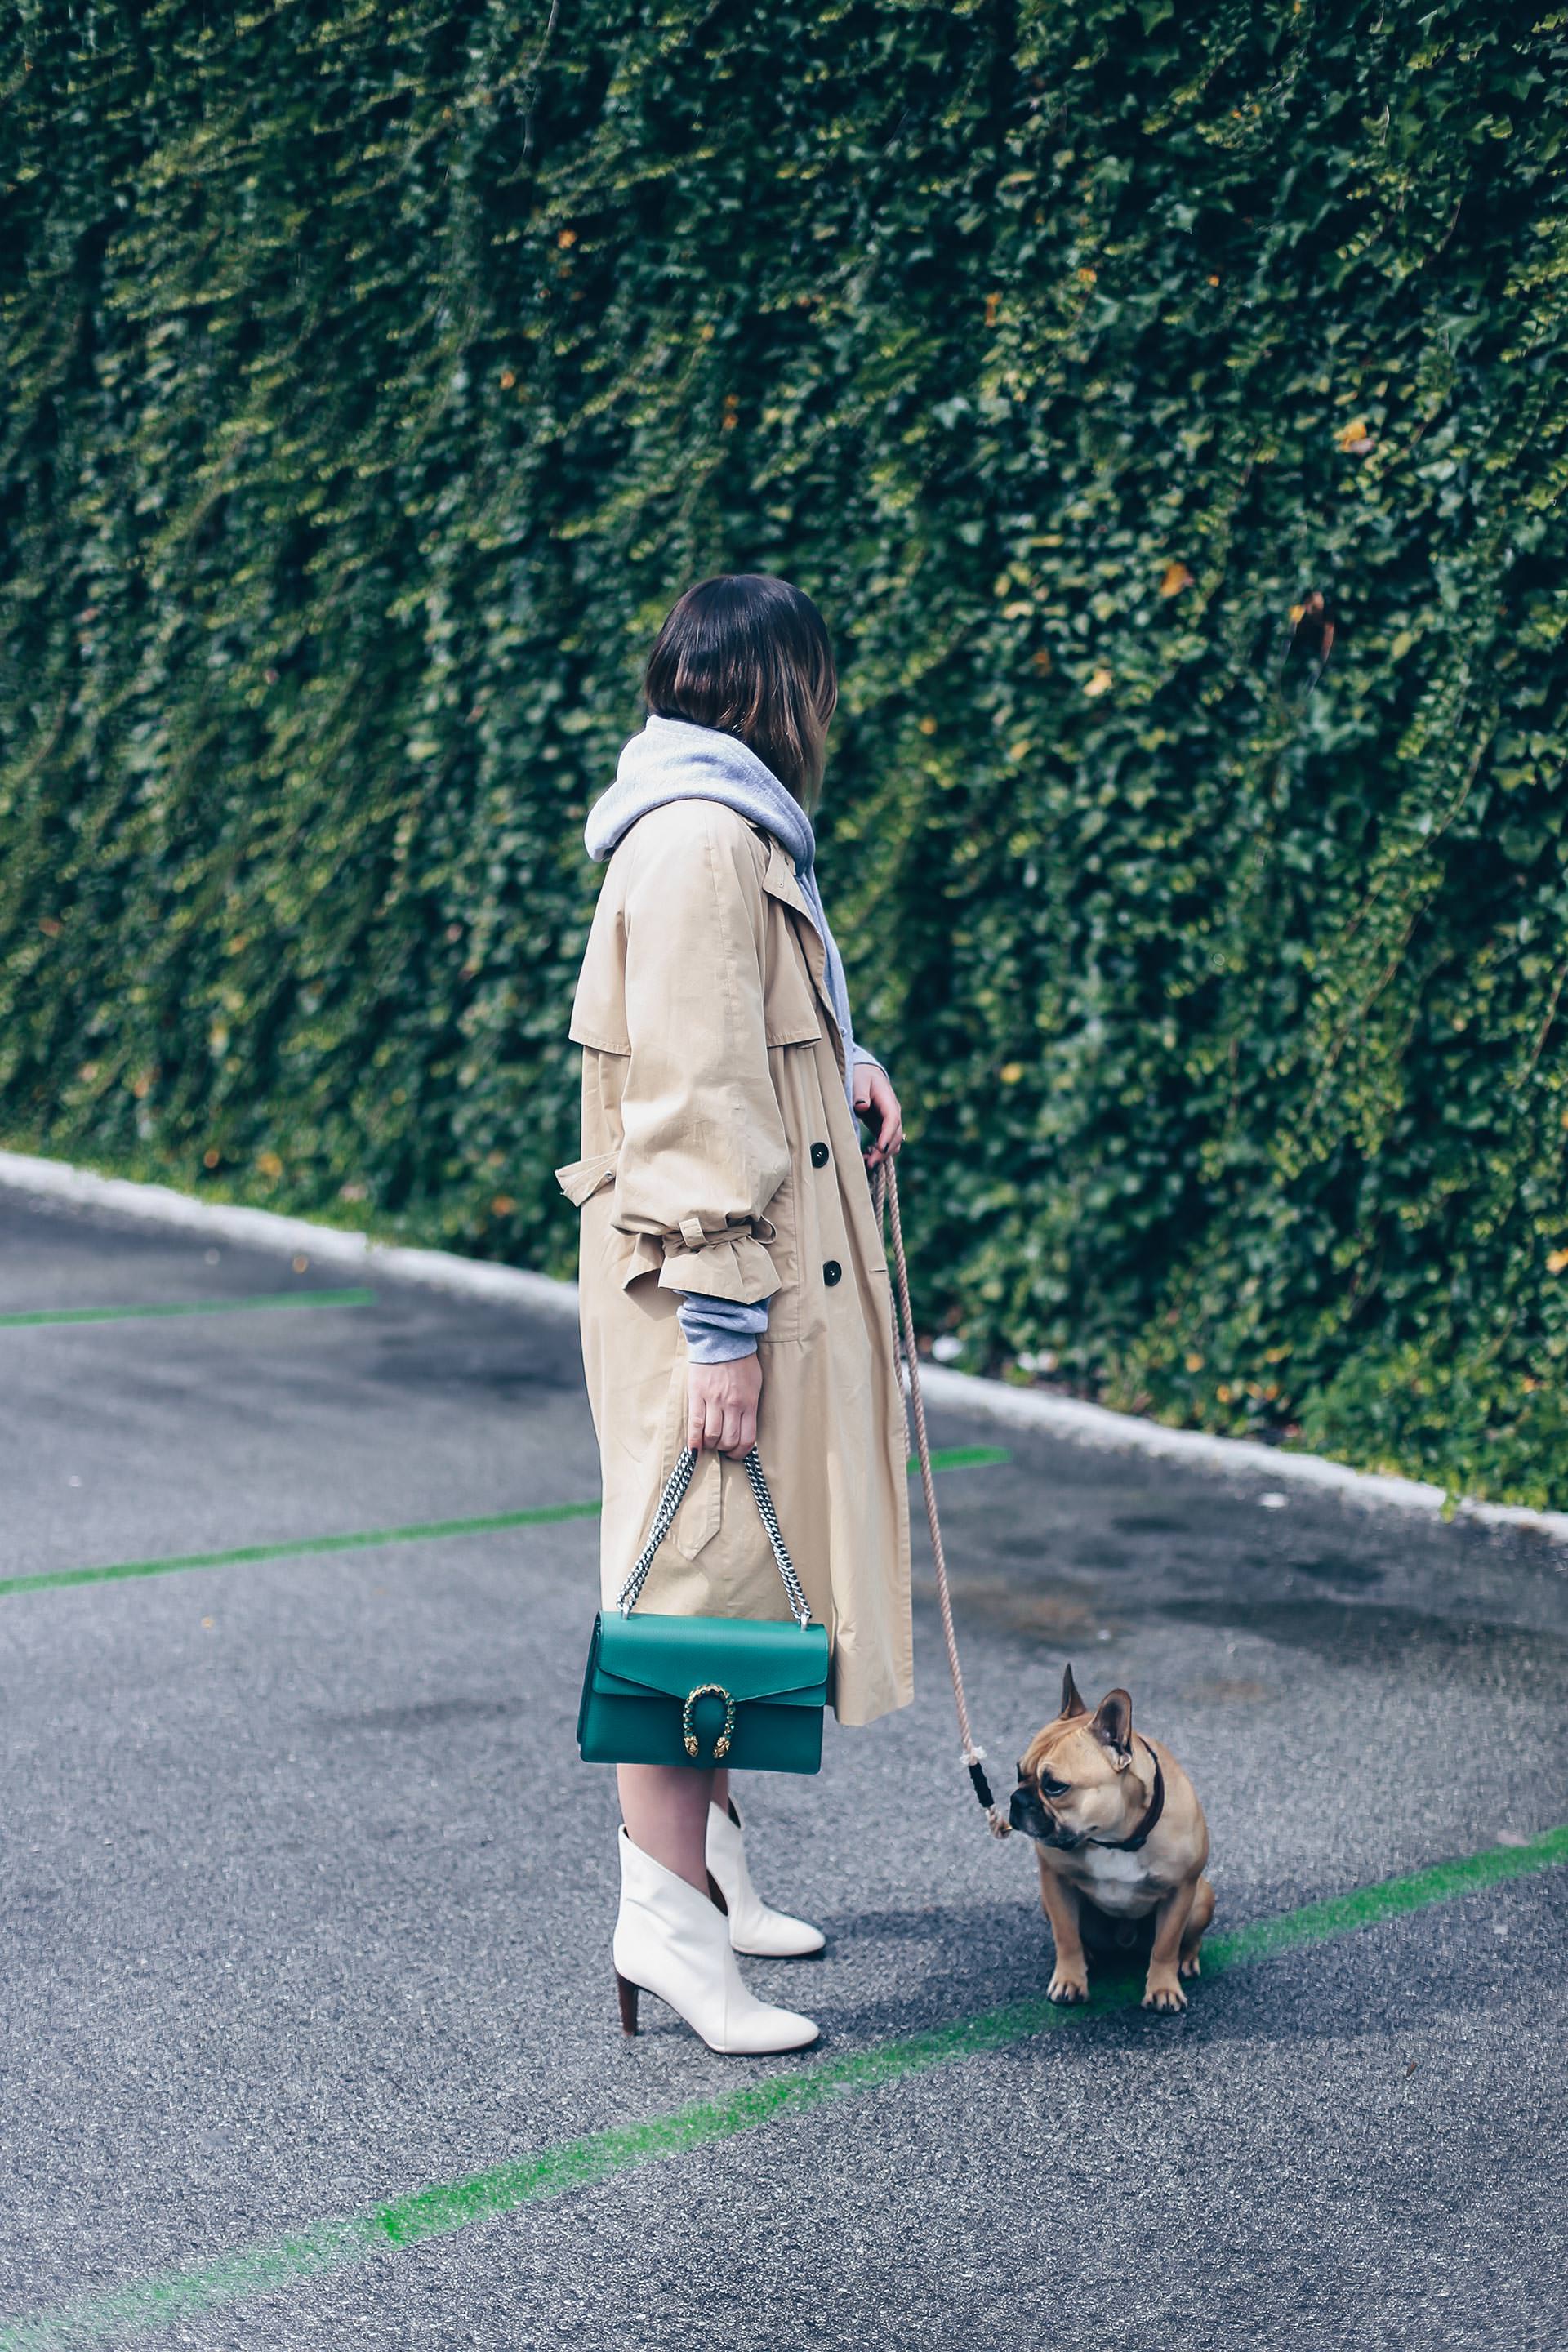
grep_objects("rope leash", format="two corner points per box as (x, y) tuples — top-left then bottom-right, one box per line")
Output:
(872, 1154), (1012, 1841)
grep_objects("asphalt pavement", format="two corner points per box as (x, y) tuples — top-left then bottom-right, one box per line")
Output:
(2, 1178), (1566, 2352)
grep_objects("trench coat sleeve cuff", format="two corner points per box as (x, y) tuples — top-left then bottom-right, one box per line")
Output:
(656, 1232), (782, 1305)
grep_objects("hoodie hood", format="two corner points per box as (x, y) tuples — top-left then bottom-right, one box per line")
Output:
(584, 715), (872, 1107)
(584, 713), (816, 871)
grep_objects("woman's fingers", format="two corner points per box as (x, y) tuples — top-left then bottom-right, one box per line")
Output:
(864, 1107), (903, 1167)
(687, 1356), (764, 1454)
(721, 1392), (760, 1457)
(859, 1067), (904, 1168)
(688, 1385), (726, 1452)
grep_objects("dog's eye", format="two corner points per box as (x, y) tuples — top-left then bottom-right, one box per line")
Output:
(1040, 1775), (1071, 1800)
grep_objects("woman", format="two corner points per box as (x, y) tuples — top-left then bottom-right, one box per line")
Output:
(555, 573), (911, 2055)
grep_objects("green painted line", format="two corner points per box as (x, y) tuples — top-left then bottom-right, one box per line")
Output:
(3, 1823), (1563, 2351)
(916, 1443), (1009, 1471)
(0, 1287), (376, 1330)
(0, 1446), (1006, 1601)
(0, 1503), (605, 1600)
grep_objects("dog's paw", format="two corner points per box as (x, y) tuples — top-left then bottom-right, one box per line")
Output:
(1178, 1950), (1202, 1980)
(1047, 1967), (1089, 2006)
(1142, 1971), (1187, 2014)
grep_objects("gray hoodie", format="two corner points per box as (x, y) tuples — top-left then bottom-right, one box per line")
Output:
(584, 714), (886, 1362)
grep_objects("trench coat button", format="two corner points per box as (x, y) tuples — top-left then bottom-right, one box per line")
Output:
(823, 1259), (842, 1286)
(810, 1142), (830, 1168)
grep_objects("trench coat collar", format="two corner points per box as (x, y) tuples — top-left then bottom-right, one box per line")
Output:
(756, 830), (844, 1080)
(757, 827), (811, 917)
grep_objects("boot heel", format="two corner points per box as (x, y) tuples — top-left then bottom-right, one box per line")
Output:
(706, 1869), (728, 1915)
(612, 1825), (818, 2055)
(615, 1971), (640, 2037)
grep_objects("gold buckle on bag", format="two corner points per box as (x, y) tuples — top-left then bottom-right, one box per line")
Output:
(682, 1683), (736, 1762)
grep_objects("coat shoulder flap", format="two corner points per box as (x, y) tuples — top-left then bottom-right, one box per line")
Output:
(569, 808), (821, 1053)
(568, 882), (631, 1055)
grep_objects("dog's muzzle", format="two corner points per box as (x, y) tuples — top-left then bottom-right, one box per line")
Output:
(1009, 1784), (1085, 1848)
(1006, 1787), (1044, 1843)
(1009, 1785), (1051, 1840)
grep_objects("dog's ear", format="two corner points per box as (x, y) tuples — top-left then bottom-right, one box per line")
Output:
(1058, 1664), (1089, 1719)
(1090, 1688), (1134, 1769)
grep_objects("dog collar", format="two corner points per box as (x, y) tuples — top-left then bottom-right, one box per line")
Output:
(1089, 1739), (1165, 1851)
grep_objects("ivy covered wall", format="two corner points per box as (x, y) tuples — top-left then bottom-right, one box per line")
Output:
(2, 2), (1566, 1501)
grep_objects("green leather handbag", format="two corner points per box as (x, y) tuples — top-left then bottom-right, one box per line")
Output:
(577, 1445), (831, 1774)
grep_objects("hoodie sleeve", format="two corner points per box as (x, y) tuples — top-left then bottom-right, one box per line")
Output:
(675, 1290), (771, 1361)
(609, 803), (790, 1306)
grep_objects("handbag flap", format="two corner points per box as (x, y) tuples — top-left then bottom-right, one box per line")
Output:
(594, 1610), (830, 1708)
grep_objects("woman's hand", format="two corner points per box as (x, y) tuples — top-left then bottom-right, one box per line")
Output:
(853, 1062), (904, 1170)
(687, 1354), (763, 1458)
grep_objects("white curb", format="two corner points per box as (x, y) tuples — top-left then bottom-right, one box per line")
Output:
(2, 1146), (1562, 1548)
(0, 1147), (579, 1320)
(916, 1365), (1568, 1546)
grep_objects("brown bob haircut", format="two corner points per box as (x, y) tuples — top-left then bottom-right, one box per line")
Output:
(643, 573), (838, 809)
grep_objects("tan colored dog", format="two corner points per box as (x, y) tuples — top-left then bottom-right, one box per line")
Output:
(1009, 1666), (1214, 2013)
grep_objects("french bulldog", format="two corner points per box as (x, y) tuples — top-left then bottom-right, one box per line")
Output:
(1009, 1665), (1214, 2013)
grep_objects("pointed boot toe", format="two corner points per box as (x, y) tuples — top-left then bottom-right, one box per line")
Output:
(706, 1800), (826, 1958)
(722, 1998), (819, 2054)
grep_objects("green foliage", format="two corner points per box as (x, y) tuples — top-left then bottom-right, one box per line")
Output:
(2, 1), (1566, 1503)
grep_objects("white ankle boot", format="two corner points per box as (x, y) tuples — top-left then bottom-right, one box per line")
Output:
(705, 1800), (826, 1958)
(612, 1828), (820, 2054)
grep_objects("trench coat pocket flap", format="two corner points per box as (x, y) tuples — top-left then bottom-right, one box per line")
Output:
(671, 1441), (722, 1560)
(593, 1611), (831, 1709)
(555, 1149), (619, 1207)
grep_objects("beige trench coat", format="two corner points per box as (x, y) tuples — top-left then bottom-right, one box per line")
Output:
(555, 799), (913, 1728)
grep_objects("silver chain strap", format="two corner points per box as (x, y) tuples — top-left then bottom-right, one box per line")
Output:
(738, 1446), (812, 1626)
(616, 1444), (813, 1628)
